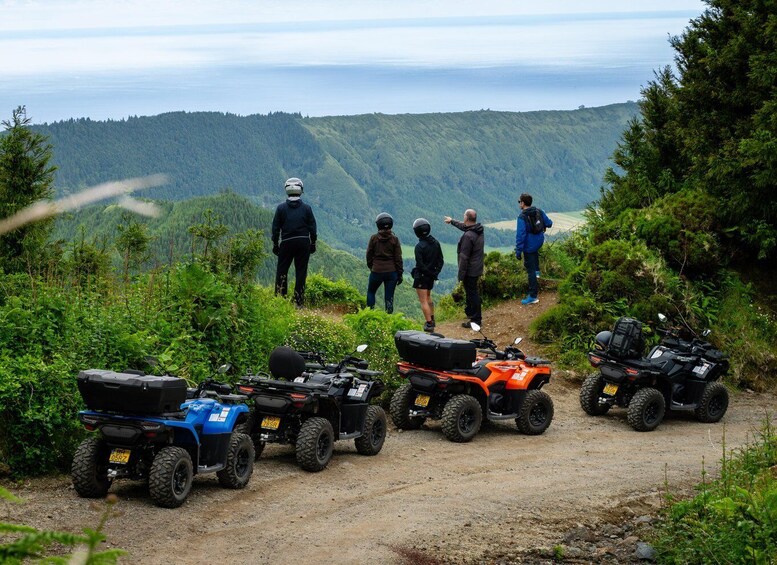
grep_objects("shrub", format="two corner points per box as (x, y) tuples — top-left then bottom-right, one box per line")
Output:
(304, 273), (366, 311)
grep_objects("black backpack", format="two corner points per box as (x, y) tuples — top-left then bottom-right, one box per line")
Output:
(523, 208), (546, 235)
(609, 317), (645, 359)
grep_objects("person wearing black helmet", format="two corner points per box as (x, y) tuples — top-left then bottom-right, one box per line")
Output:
(271, 177), (317, 307)
(411, 218), (444, 332)
(366, 212), (403, 314)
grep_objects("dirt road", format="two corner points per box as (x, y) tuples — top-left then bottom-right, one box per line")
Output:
(4, 296), (775, 563)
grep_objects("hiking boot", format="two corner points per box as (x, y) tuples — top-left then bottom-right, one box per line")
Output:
(423, 321), (435, 332)
(461, 321), (472, 329)
(521, 295), (539, 305)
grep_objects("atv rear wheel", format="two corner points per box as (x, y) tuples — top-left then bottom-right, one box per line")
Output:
(72, 436), (112, 498)
(217, 432), (255, 489)
(296, 417), (335, 472)
(390, 383), (426, 430)
(355, 405), (387, 455)
(627, 387), (665, 432)
(579, 373), (612, 416)
(441, 394), (482, 442)
(516, 390), (554, 435)
(695, 382), (729, 423)
(236, 412), (265, 459)
(149, 446), (193, 508)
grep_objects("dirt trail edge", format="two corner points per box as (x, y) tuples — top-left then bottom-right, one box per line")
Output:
(4, 294), (775, 564)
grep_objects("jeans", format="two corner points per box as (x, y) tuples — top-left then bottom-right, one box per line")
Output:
(523, 251), (539, 298)
(462, 276), (481, 324)
(275, 238), (311, 306)
(367, 271), (399, 313)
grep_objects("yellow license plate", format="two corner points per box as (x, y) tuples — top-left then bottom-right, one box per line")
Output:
(415, 394), (430, 407)
(261, 416), (281, 430)
(603, 383), (619, 396)
(108, 448), (131, 464)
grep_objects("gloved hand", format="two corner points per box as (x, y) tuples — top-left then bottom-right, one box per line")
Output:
(272, 243), (280, 256)
(310, 242), (316, 254)
(397, 274), (403, 285)
(515, 251), (522, 260)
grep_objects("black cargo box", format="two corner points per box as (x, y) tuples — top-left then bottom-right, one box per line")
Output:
(77, 369), (188, 414)
(608, 317), (645, 359)
(394, 330), (477, 370)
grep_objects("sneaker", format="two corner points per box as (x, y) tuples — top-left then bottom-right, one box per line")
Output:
(521, 296), (539, 305)
(461, 321), (472, 328)
(536, 270), (541, 279)
(423, 321), (435, 332)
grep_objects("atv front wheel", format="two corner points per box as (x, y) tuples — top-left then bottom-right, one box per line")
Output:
(441, 394), (482, 442)
(695, 382), (729, 423)
(579, 373), (612, 416)
(516, 390), (554, 435)
(217, 432), (255, 489)
(390, 382), (426, 430)
(72, 437), (112, 498)
(627, 388), (665, 432)
(355, 405), (387, 455)
(149, 446), (193, 508)
(296, 417), (335, 472)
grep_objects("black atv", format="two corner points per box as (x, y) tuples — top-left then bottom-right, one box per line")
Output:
(581, 315), (730, 431)
(236, 345), (387, 472)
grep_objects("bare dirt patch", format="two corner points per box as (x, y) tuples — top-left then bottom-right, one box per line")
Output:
(3, 294), (775, 564)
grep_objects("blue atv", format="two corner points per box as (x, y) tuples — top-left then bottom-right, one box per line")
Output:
(72, 367), (254, 508)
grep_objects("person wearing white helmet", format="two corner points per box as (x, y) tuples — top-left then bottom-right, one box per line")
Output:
(271, 177), (317, 307)
(365, 212), (403, 314)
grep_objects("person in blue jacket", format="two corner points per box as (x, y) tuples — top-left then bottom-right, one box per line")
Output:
(515, 193), (552, 305)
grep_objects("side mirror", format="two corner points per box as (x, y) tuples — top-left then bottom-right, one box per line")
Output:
(658, 313), (667, 323)
(514, 337), (523, 345)
(356, 344), (368, 353)
(702, 329), (711, 337)
(217, 363), (232, 374)
(470, 322), (481, 332)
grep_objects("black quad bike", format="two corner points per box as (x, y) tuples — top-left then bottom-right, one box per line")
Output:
(581, 315), (730, 432)
(236, 345), (387, 472)
(73, 366), (254, 508)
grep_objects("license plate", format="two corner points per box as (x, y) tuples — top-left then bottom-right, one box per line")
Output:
(603, 383), (619, 396)
(261, 416), (281, 430)
(415, 394), (430, 407)
(108, 448), (131, 464)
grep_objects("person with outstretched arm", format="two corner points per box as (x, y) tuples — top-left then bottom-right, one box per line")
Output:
(444, 208), (484, 328)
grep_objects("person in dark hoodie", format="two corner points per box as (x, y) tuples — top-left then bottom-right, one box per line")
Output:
(515, 193), (552, 305)
(411, 218), (444, 332)
(366, 212), (403, 314)
(444, 208), (484, 327)
(271, 177), (317, 307)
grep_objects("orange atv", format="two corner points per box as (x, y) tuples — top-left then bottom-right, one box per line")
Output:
(390, 324), (554, 442)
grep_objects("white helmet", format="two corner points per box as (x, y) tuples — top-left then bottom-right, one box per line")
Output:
(284, 177), (303, 197)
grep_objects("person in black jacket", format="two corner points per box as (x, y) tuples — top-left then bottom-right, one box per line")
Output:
(411, 218), (444, 332)
(271, 177), (317, 307)
(444, 208), (484, 327)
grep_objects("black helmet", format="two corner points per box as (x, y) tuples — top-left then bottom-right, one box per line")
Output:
(375, 212), (393, 230)
(594, 330), (612, 351)
(284, 177), (303, 197)
(413, 218), (431, 238)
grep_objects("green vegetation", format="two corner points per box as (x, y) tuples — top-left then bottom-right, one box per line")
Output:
(654, 419), (777, 563)
(530, 0), (777, 388)
(35, 104), (638, 253)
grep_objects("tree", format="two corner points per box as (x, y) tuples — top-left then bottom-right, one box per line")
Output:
(116, 215), (152, 285)
(0, 106), (57, 273)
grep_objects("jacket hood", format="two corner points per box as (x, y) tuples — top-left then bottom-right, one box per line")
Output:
(465, 222), (484, 235)
(377, 230), (395, 240)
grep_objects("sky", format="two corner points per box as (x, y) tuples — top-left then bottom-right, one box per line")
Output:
(0, 0), (707, 123)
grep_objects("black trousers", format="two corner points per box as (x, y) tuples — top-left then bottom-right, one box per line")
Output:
(275, 238), (311, 306)
(463, 275), (482, 324)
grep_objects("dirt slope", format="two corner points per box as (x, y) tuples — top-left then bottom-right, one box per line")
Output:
(4, 294), (775, 564)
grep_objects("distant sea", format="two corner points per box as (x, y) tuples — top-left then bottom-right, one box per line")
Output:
(3, 62), (652, 124)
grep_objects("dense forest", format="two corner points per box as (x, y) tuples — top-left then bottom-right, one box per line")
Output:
(36, 103), (638, 251)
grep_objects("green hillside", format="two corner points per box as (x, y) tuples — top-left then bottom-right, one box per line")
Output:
(36, 104), (638, 253)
